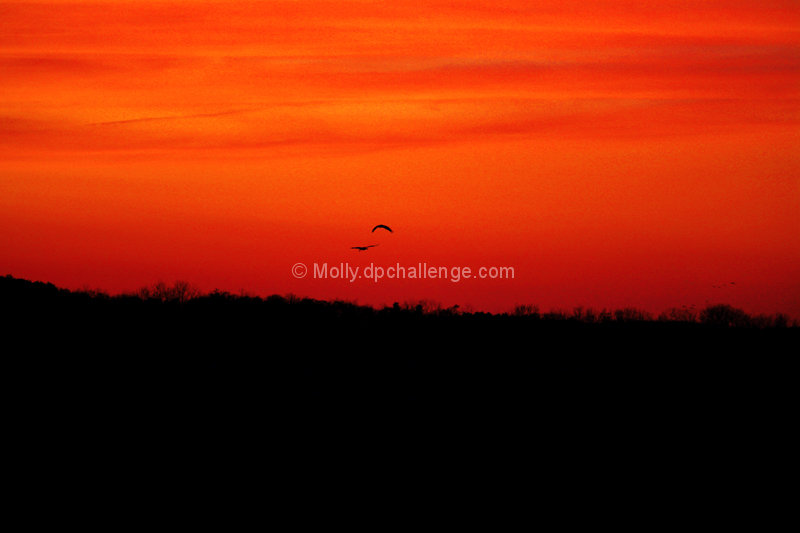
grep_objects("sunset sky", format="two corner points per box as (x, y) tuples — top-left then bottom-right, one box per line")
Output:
(1, 0), (798, 316)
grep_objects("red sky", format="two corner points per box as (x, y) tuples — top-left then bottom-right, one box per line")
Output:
(1, 0), (799, 316)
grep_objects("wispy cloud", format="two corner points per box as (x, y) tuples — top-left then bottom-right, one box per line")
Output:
(1, 0), (798, 157)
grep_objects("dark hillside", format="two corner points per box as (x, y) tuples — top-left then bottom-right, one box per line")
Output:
(3, 274), (796, 479)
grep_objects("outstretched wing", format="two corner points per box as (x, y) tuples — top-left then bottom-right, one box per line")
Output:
(371, 224), (393, 233)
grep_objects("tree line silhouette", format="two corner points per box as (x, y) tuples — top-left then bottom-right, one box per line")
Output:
(3, 274), (794, 329)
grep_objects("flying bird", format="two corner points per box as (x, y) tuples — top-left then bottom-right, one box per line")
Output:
(351, 244), (378, 251)
(371, 224), (393, 233)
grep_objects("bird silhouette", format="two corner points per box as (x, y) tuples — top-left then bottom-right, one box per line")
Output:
(351, 244), (378, 251)
(371, 224), (393, 233)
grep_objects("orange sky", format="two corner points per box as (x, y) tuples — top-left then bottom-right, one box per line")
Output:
(1, 0), (799, 316)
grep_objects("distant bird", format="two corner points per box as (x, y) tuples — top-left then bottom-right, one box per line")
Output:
(351, 244), (378, 251)
(371, 224), (393, 233)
